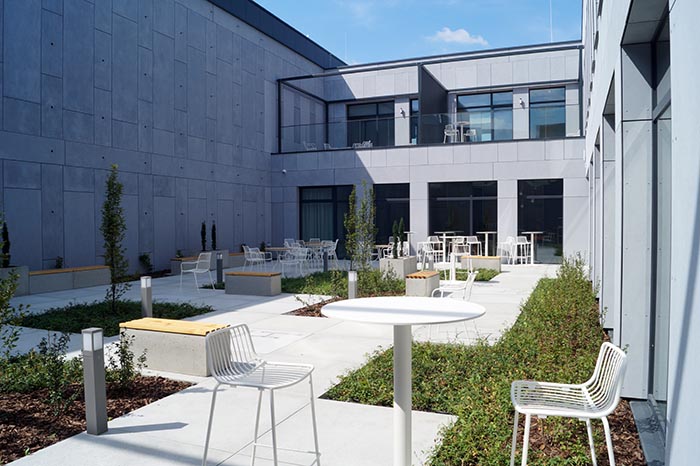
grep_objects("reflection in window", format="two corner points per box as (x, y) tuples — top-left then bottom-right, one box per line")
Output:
(410, 99), (419, 145)
(347, 101), (395, 148)
(375, 184), (410, 244)
(299, 186), (353, 257)
(517, 179), (563, 264)
(529, 88), (566, 139)
(456, 91), (513, 142)
(428, 182), (498, 246)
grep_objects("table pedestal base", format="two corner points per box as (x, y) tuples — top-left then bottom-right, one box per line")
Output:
(394, 325), (412, 466)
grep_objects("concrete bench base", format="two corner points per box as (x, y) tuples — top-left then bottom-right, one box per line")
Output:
(120, 318), (228, 377)
(29, 266), (110, 294)
(405, 270), (440, 297)
(225, 271), (281, 296)
(461, 256), (502, 272)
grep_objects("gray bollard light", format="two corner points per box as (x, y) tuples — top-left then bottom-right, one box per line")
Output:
(82, 327), (108, 435)
(348, 270), (358, 299)
(216, 252), (223, 286)
(140, 276), (152, 318)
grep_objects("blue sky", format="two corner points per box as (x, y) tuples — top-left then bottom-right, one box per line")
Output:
(256, 0), (582, 65)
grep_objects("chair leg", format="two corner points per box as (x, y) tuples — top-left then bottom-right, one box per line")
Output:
(194, 272), (199, 292)
(309, 374), (321, 465)
(510, 411), (519, 466)
(586, 419), (598, 466)
(250, 389), (264, 466)
(269, 390), (278, 466)
(521, 414), (531, 466)
(180, 271), (184, 288)
(602, 416), (616, 466)
(208, 270), (214, 289)
(202, 384), (220, 466)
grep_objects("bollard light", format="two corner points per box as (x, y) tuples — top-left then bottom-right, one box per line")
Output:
(348, 270), (358, 299)
(140, 276), (152, 318)
(216, 252), (223, 286)
(82, 327), (107, 435)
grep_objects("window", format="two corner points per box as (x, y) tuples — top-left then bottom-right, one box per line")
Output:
(410, 99), (419, 145)
(375, 184), (410, 244)
(428, 182), (498, 246)
(347, 101), (395, 147)
(517, 179), (563, 264)
(529, 88), (566, 139)
(456, 91), (513, 142)
(299, 186), (353, 258)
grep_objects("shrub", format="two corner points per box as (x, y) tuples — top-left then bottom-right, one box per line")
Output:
(211, 222), (217, 250)
(201, 221), (207, 251)
(1, 220), (10, 267)
(107, 330), (147, 389)
(138, 253), (153, 273)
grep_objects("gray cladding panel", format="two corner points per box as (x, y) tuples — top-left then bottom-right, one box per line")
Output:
(4, 188), (42, 269)
(41, 164), (63, 260)
(64, 191), (96, 267)
(4, 0), (41, 103)
(41, 75), (63, 139)
(153, 195), (175, 268)
(112, 14), (138, 123)
(63, 0), (94, 114)
(41, 9), (63, 78)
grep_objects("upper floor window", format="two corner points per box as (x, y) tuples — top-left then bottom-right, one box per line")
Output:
(529, 87), (566, 139)
(456, 91), (513, 142)
(347, 101), (395, 148)
(410, 99), (419, 145)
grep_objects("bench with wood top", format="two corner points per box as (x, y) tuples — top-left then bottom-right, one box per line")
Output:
(29, 265), (110, 294)
(120, 317), (229, 377)
(460, 255), (502, 272)
(225, 271), (281, 296)
(405, 270), (440, 297)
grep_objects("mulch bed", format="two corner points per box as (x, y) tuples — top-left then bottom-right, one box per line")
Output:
(284, 297), (341, 317)
(518, 399), (645, 465)
(0, 376), (191, 464)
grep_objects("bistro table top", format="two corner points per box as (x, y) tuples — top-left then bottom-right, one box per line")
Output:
(476, 230), (497, 234)
(323, 296), (485, 326)
(521, 231), (544, 234)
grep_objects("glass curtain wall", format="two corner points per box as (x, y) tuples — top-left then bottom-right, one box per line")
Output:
(529, 88), (566, 139)
(517, 179), (563, 264)
(428, 182), (497, 237)
(347, 101), (395, 147)
(410, 99), (419, 144)
(299, 186), (352, 257)
(375, 184), (410, 245)
(456, 91), (513, 142)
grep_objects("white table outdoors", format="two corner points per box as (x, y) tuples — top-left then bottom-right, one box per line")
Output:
(476, 230), (497, 257)
(322, 296), (485, 466)
(521, 231), (543, 264)
(434, 230), (462, 264)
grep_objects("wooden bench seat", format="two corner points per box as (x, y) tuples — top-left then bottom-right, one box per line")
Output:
(406, 270), (439, 279)
(225, 271), (281, 296)
(29, 265), (109, 276)
(226, 271), (281, 277)
(406, 270), (440, 297)
(120, 318), (229, 377)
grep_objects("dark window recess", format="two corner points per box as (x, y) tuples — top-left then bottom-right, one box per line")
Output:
(347, 101), (395, 148)
(375, 184), (410, 244)
(410, 99), (419, 145)
(456, 91), (513, 142)
(529, 88), (566, 139)
(517, 179), (563, 264)
(299, 186), (353, 258)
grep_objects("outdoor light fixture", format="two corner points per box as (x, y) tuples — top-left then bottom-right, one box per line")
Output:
(140, 276), (152, 318)
(216, 252), (224, 286)
(348, 270), (358, 299)
(519, 97), (525, 107)
(82, 327), (107, 435)
(400, 108), (406, 117)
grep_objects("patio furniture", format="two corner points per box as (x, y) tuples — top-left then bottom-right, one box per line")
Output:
(521, 231), (543, 264)
(499, 236), (516, 264)
(180, 252), (214, 290)
(514, 236), (531, 264)
(303, 142), (317, 150)
(323, 297), (485, 466)
(242, 246), (265, 271)
(417, 241), (442, 265)
(476, 230), (497, 256)
(323, 239), (340, 269)
(443, 123), (459, 143)
(431, 270), (478, 301)
(405, 270), (440, 297)
(202, 324), (321, 466)
(510, 342), (627, 466)
(225, 271), (281, 296)
(465, 236), (482, 256)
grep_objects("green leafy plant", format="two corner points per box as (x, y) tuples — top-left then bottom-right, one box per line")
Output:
(211, 222), (217, 250)
(175, 249), (183, 258)
(259, 241), (266, 252)
(0, 270), (27, 360)
(391, 220), (399, 259)
(100, 164), (131, 315)
(344, 181), (376, 270)
(138, 253), (153, 274)
(201, 221), (207, 251)
(38, 332), (79, 417)
(1, 220), (9, 267)
(107, 330), (147, 388)
(54, 256), (64, 269)
(398, 217), (405, 256)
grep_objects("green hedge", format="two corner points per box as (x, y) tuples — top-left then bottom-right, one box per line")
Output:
(324, 256), (604, 465)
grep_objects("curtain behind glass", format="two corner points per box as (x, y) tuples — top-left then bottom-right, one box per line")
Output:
(301, 202), (333, 241)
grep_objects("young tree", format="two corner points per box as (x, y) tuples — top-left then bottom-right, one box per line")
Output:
(344, 181), (376, 270)
(391, 220), (399, 259)
(200, 221), (207, 251)
(100, 165), (130, 313)
(344, 186), (358, 270)
(398, 217), (405, 257)
(211, 222), (217, 250)
(0, 215), (26, 360)
(1, 221), (9, 267)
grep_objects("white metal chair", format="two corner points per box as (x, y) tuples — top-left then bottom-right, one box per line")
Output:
(499, 236), (516, 264)
(515, 236), (531, 264)
(202, 324), (321, 466)
(465, 236), (482, 256)
(510, 342), (627, 466)
(303, 142), (317, 151)
(443, 123), (459, 143)
(243, 245), (265, 270)
(429, 268), (479, 339)
(180, 252), (214, 290)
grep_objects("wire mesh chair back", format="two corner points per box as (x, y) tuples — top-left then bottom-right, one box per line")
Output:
(206, 325), (262, 382)
(584, 342), (627, 415)
(196, 252), (212, 271)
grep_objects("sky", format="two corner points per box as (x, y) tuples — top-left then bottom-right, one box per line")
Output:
(255, 0), (582, 65)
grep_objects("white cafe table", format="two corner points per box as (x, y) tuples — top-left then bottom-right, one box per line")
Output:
(322, 296), (486, 466)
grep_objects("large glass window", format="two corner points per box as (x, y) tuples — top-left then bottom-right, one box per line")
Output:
(299, 186), (352, 257)
(517, 179), (563, 264)
(375, 184), (410, 244)
(429, 182), (497, 240)
(347, 101), (395, 148)
(410, 99), (419, 145)
(456, 91), (513, 142)
(529, 88), (566, 139)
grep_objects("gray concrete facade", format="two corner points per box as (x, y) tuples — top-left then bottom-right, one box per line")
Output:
(0, 0), (323, 272)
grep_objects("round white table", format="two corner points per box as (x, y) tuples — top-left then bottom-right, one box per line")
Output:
(476, 230), (497, 256)
(521, 231), (543, 264)
(322, 296), (486, 466)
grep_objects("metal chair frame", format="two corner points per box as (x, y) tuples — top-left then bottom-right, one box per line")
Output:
(180, 252), (214, 290)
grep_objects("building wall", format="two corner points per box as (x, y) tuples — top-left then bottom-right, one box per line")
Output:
(0, 0), (322, 271)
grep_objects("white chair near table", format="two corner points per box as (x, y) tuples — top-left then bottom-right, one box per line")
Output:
(465, 236), (482, 256)
(514, 236), (531, 264)
(499, 236), (516, 264)
(179, 252), (214, 290)
(443, 124), (459, 143)
(509, 342), (627, 466)
(429, 269), (479, 341)
(242, 246), (265, 270)
(201, 324), (321, 466)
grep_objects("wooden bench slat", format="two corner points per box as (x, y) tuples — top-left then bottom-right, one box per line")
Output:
(29, 265), (109, 276)
(226, 271), (281, 277)
(171, 256), (199, 262)
(406, 271), (439, 279)
(229, 252), (244, 256)
(119, 317), (228, 336)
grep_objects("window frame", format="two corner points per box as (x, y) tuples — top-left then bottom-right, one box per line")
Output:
(529, 87), (567, 140)
(456, 91), (513, 142)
